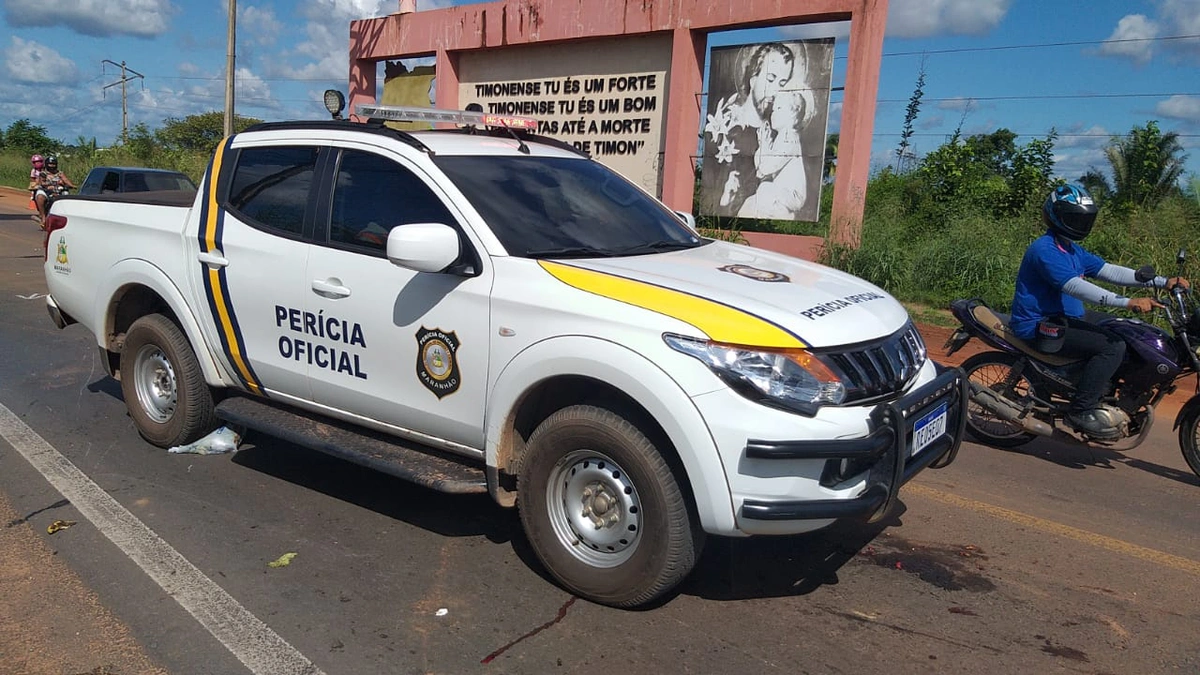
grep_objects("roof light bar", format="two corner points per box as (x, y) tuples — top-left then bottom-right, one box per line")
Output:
(354, 104), (538, 130)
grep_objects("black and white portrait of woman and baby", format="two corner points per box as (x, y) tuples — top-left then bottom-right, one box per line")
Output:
(701, 39), (834, 223)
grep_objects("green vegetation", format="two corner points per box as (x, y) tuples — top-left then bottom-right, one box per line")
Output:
(696, 119), (1197, 313)
(0, 113), (263, 189)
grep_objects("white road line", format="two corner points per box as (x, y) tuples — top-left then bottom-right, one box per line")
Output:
(0, 403), (325, 675)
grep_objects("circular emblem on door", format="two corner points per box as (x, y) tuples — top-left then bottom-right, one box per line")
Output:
(416, 327), (461, 399)
(718, 264), (790, 283)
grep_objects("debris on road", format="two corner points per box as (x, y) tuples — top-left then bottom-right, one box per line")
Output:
(167, 426), (241, 455)
(436, 608), (448, 617)
(46, 520), (76, 534)
(267, 552), (297, 568)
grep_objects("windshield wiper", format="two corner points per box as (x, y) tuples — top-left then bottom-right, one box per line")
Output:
(610, 240), (702, 256)
(523, 246), (617, 259)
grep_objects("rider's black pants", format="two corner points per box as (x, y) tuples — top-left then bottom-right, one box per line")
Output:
(1058, 317), (1126, 412)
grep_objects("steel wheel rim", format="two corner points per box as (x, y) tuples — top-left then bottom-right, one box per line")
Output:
(967, 362), (1032, 439)
(134, 344), (177, 424)
(545, 449), (642, 568)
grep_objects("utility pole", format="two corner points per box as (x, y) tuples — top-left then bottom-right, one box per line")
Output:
(102, 60), (145, 144)
(224, 0), (236, 137)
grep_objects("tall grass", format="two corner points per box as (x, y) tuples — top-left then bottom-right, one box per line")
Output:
(821, 179), (1200, 311)
(0, 148), (208, 191)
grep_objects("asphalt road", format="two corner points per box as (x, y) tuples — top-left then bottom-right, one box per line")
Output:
(1, 191), (1198, 675)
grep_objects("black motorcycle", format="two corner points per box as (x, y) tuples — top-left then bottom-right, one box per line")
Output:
(944, 249), (1200, 478)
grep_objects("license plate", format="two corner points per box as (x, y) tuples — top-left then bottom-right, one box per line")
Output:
(912, 402), (948, 456)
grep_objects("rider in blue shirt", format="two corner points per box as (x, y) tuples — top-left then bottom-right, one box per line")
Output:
(1011, 184), (1187, 438)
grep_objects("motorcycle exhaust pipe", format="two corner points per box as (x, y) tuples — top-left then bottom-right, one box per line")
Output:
(969, 385), (1056, 437)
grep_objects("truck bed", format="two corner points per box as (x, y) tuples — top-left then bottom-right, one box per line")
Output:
(57, 189), (198, 208)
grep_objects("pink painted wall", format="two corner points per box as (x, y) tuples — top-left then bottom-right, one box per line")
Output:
(349, 0), (888, 246)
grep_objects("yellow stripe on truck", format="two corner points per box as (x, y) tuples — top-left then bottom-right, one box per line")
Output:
(203, 139), (226, 253)
(539, 261), (805, 349)
(201, 137), (262, 396)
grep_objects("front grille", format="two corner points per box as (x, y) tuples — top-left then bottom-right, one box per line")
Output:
(825, 324), (927, 404)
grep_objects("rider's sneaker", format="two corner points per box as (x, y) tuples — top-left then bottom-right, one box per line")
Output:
(1066, 409), (1121, 440)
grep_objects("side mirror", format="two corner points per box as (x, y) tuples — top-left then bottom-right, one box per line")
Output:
(675, 210), (698, 232)
(1178, 248), (1187, 266)
(1135, 265), (1157, 283)
(386, 223), (461, 273)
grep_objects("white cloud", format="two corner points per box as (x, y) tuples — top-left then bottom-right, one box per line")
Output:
(1157, 0), (1200, 61)
(917, 113), (945, 130)
(241, 5), (284, 46)
(2, 0), (175, 38)
(827, 101), (843, 133)
(4, 37), (78, 84)
(887, 0), (1010, 39)
(936, 97), (977, 112)
(780, 21), (850, 41)
(1098, 14), (1159, 65)
(1157, 95), (1200, 123)
(1055, 124), (1110, 149)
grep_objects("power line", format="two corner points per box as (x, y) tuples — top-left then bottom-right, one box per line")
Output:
(870, 131), (1200, 138)
(878, 33), (1200, 58)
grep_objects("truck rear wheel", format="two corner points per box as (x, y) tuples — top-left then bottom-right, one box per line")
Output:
(517, 405), (702, 608)
(120, 314), (215, 448)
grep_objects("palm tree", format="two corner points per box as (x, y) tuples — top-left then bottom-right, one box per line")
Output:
(1105, 121), (1187, 209)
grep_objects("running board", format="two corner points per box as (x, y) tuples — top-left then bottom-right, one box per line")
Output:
(215, 396), (488, 495)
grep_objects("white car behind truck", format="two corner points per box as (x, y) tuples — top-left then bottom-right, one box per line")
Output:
(42, 106), (965, 607)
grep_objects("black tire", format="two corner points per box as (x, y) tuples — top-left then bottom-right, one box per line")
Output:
(961, 351), (1039, 448)
(1176, 406), (1200, 478)
(517, 404), (702, 608)
(119, 313), (216, 448)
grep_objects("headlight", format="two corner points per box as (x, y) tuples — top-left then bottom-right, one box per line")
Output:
(664, 334), (845, 414)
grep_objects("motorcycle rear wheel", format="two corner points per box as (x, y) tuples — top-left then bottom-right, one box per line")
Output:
(1175, 407), (1200, 478)
(961, 351), (1039, 448)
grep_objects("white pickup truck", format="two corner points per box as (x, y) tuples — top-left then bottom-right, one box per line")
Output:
(42, 106), (965, 607)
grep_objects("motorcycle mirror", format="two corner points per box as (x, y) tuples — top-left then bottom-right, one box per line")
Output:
(1178, 248), (1187, 265)
(1135, 265), (1157, 283)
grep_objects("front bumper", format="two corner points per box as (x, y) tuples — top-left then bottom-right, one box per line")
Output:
(739, 365), (966, 524)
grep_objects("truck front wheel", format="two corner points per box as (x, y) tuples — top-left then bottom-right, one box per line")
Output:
(518, 405), (702, 608)
(120, 314), (215, 448)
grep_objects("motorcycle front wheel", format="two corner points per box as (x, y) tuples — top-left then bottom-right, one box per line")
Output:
(1175, 406), (1200, 478)
(961, 351), (1039, 448)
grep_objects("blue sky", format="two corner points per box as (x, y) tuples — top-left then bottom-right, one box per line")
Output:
(2, 0), (1198, 182)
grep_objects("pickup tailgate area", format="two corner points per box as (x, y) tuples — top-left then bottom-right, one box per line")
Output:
(44, 190), (199, 340)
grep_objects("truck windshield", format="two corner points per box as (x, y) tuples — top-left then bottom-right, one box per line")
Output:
(434, 155), (705, 258)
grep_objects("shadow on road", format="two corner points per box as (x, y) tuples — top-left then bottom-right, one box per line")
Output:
(227, 427), (916, 605)
(231, 432), (520, 543)
(680, 506), (902, 602)
(1006, 436), (1200, 488)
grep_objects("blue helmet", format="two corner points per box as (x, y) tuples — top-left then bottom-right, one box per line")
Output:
(1043, 184), (1098, 241)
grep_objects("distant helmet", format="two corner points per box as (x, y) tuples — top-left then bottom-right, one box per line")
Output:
(45, 156), (58, 170)
(1043, 184), (1098, 241)
(30, 154), (43, 166)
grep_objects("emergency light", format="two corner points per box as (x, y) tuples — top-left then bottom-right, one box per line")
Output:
(354, 104), (538, 130)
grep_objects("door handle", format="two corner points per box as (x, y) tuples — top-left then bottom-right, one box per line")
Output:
(312, 279), (351, 298)
(197, 251), (228, 268)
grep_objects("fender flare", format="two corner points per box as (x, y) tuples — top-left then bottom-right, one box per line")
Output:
(94, 258), (234, 387)
(1172, 393), (1200, 431)
(485, 335), (737, 534)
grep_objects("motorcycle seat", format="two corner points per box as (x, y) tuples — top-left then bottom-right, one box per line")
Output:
(970, 304), (1082, 366)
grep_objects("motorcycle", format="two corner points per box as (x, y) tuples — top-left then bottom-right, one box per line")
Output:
(944, 248), (1200, 478)
(32, 184), (69, 229)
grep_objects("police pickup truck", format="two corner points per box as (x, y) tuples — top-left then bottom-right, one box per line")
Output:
(42, 105), (965, 608)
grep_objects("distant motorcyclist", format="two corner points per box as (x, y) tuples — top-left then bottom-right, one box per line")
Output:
(1010, 184), (1189, 438)
(28, 154), (44, 205)
(33, 155), (75, 225)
